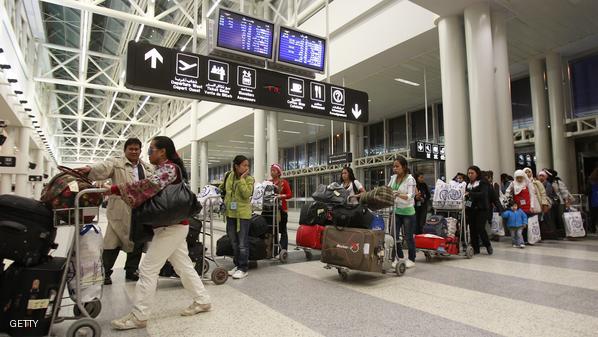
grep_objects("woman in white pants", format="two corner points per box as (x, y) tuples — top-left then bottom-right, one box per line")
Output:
(106, 136), (211, 331)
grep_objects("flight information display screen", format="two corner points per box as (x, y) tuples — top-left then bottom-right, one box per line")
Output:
(216, 9), (274, 59)
(277, 27), (326, 72)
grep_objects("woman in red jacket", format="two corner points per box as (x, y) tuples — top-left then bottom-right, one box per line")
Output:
(270, 164), (292, 257)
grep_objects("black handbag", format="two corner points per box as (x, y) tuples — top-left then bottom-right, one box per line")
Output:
(133, 167), (202, 229)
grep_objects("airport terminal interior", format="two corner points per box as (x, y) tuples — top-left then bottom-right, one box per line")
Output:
(1, 0), (598, 336)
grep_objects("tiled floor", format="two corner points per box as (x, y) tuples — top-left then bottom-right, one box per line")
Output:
(51, 211), (598, 337)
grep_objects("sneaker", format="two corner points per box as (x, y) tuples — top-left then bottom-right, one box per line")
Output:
(512, 244), (518, 248)
(111, 312), (147, 330)
(405, 260), (416, 269)
(180, 302), (212, 316)
(232, 270), (248, 279)
(391, 259), (399, 269)
(519, 244), (525, 249)
(227, 267), (238, 276)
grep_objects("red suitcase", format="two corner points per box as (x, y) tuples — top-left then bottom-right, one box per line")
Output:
(296, 225), (325, 250)
(415, 234), (446, 250)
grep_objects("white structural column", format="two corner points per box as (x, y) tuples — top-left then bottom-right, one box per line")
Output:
(545, 52), (570, 184)
(529, 58), (552, 170)
(253, 109), (267, 182)
(199, 141), (208, 187)
(190, 103), (199, 192)
(0, 174), (11, 194)
(492, 11), (515, 175)
(267, 111), (278, 166)
(464, 3), (501, 176)
(33, 150), (44, 199)
(437, 16), (472, 176)
(15, 127), (31, 197)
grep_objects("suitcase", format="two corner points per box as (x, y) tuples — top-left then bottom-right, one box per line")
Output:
(249, 214), (269, 238)
(0, 220), (57, 267)
(423, 215), (448, 237)
(296, 225), (325, 250)
(415, 234), (446, 250)
(299, 201), (329, 226)
(321, 227), (385, 273)
(0, 195), (54, 228)
(331, 204), (374, 229)
(0, 257), (66, 337)
(360, 186), (394, 210)
(215, 235), (268, 261)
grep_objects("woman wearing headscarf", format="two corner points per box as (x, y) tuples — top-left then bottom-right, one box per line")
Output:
(505, 170), (538, 244)
(537, 169), (559, 239)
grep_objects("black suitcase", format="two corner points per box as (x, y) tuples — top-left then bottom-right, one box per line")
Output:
(249, 214), (269, 238)
(216, 235), (267, 260)
(0, 195), (56, 266)
(0, 257), (66, 337)
(160, 242), (204, 277)
(331, 205), (374, 229)
(299, 201), (329, 225)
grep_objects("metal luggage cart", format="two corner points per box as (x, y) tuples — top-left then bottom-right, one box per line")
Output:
(324, 201), (406, 281)
(198, 195), (229, 285)
(46, 188), (107, 337)
(418, 203), (474, 262)
(261, 196), (288, 263)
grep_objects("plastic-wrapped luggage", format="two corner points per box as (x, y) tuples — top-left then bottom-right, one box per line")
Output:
(320, 227), (385, 273)
(0, 195), (57, 266)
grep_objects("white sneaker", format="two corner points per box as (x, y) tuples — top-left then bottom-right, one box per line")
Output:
(512, 244), (518, 248)
(232, 270), (248, 279)
(405, 260), (416, 269)
(391, 259), (399, 269)
(228, 267), (238, 276)
(519, 244), (525, 249)
(180, 302), (212, 316)
(111, 312), (147, 330)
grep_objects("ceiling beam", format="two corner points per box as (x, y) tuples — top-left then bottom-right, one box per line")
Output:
(40, 0), (204, 38)
(41, 42), (121, 60)
(48, 114), (155, 126)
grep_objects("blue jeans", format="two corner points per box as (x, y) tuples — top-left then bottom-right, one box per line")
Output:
(226, 218), (250, 272)
(395, 214), (417, 262)
(510, 227), (524, 246)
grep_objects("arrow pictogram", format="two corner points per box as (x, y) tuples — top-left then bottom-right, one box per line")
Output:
(144, 48), (163, 69)
(351, 103), (362, 118)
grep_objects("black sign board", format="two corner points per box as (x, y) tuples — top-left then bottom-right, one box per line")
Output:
(411, 141), (445, 161)
(126, 42), (369, 123)
(28, 175), (43, 182)
(328, 152), (353, 165)
(516, 152), (536, 170)
(0, 156), (16, 167)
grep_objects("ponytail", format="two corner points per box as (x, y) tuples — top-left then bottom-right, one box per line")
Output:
(152, 136), (189, 181)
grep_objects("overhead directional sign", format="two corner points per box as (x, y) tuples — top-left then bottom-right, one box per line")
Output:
(411, 141), (445, 161)
(328, 152), (353, 165)
(126, 42), (369, 123)
(0, 156), (16, 167)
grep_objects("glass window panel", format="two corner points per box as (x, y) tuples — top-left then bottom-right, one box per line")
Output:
(570, 53), (598, 117)
(437, 104), (444, 140)
(307, 142), (317, 167)
(511, 77), (533, 128)
(410, 108), (433, 142)
(388, 115), (407, 150)
(318, 138), (329, 165)
(296, 144), (306, 169)
(366, 122), (384, 156)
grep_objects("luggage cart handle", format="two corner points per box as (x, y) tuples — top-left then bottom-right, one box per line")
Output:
(74, 188), (108, 209)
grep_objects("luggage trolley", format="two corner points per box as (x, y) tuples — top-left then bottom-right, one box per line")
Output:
(46, 188), (107, 337)
(199, 195), (229, 285)
(419, 203), (474, 262)
(324, 201), (406, 281)
(262, 196), (288, 263)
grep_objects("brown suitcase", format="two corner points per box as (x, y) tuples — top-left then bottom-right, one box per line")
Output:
(321, 227), (385, 273)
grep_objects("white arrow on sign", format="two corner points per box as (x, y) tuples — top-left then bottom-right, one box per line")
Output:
(351, 103), (362, 118)
(144, 48), (163, 69)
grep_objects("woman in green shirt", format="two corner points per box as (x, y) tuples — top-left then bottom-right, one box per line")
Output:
(387, 156), (417, 269)
(219, 155), (255, 279)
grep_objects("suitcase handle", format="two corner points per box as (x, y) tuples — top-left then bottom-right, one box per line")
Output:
(0, 220), (27, 232)
(57, 165), (95, 185)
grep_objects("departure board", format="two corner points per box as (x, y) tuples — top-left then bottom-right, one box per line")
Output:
(277, 27), (326, 72)
(216, 9), (274, 59)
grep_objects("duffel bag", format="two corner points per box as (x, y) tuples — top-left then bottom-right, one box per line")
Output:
(332, 204), (374, 229)
(299, 201), (329, 225)
(41, 166), (103, 223)
(312, 183), (348, 205)
(360, 186), (394, 210)
(215, 235), (268, 261)
(320, 227), (384, 273)
(0, 194), (54, 228)
(249, 214), (269, 238)
(423, 215), (448, 237)
(296, 224), (325, 250)
(0, 220), (57, 266)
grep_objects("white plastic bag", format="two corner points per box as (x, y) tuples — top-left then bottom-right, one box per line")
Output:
(251, 181), (273, 209)
(433, 180), (466, 210)
(527, 215), (542, 244)
(491, 212), (505, 236)
(446, 217), (458, 237)
(197, 185), (222, 217)
(68, 224), (104, 302)
(563, 211), (585, 238)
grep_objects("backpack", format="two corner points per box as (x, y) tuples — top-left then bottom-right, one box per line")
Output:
(220, 171), (232, 198)
(423, 215), (448, 237)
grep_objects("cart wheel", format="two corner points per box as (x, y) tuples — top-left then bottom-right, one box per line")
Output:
(279, 249), (288, 264)
(424, 252), (432, 262)
(466, 246), (474, 259)
(211, 267), (228, 285)
(203, 258), (210, 275)
(304, 250), (313, 261)
(396, 262), (406, 276)
(66, 318), (101, 337)
(73, 299), (102, 318)
(337, 268), (349, 281)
